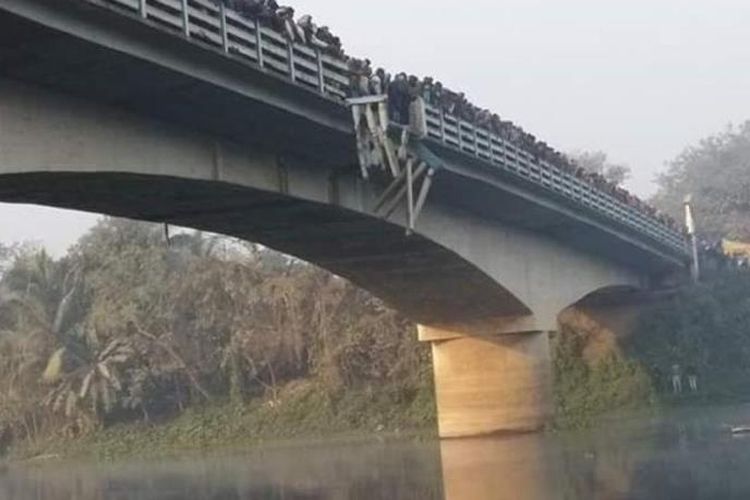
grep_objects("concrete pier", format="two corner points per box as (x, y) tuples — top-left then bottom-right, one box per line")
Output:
(421, 325), (553, 438)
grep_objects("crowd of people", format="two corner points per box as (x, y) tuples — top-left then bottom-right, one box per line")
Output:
(214, 0), (681, 233)
(215, 0), (344, 56)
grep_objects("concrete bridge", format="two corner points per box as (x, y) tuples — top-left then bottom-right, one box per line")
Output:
(0, 0), (689, 438)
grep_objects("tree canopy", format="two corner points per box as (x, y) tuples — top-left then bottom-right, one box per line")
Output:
(568, 150), (631, 186)
(653, 122), (750, 241)
(0, 218), (428, 445)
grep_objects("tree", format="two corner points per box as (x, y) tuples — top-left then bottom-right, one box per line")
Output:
(569, 150), (631, 186)
(653, 122), (750, 241)
(0, 217), (432, 448)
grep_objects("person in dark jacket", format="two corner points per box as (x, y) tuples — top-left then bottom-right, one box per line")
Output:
(388, 73), (409, 124)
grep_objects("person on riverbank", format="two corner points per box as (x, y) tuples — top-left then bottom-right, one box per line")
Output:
(686, 366), (698, 393)
(671, 364), (683, 395)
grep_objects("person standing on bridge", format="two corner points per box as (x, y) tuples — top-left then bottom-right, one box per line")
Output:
(315, 25), (343, 56)
(297, 14), (327, 50)
(274, 5), (298, 41)
(431, 81), (444, 108)
(346, 58), (373, 97)
(388, 73), (409, 125)
(375, 68), (390, 95)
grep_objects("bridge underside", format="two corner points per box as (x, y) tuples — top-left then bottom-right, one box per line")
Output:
(0, 172), (523, 325)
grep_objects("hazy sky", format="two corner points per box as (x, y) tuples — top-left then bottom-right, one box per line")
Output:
(2, 0), (750, 256)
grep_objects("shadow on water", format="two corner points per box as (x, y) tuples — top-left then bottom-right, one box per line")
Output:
(7, 405), (750, 499)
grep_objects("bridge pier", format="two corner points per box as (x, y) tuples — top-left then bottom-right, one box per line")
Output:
(419, 324), (553, 438)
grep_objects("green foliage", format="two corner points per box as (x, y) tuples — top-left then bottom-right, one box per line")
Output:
(17, 379), (436, 462)
(554, 273), (750, 428)
(0, 217), (432, 455)
(553, 327), (656, 429)
(653, 121), (750, 240)
(626, 272), (750, 400)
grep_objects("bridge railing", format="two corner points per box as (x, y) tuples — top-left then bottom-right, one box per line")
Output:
(423, 107), (688, 253)
(103, 0), (349, 97)
(88, 0), (688, 256)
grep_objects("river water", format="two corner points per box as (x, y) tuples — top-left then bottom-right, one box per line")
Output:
(4, 404), (750, 499)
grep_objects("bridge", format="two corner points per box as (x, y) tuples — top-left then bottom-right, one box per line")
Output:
(0, 0), (689, 438)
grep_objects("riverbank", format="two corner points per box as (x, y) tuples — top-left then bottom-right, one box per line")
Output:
(11, 271), (750, 462)
(10, 378), (437, 462)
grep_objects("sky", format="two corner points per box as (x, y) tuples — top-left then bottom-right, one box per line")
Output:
(2, 0), (750, 256)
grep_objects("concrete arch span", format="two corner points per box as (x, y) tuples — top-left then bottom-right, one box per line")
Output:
(0, 77), (651, 438)
(0, 170), (529, 326)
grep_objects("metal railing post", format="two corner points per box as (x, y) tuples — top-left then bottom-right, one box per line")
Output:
(139, 0), (147, 17)
(439, 110), (446, 143)
(315, 49), (325, 94)
(219, 3), (229, 53)
(255, 20), (264, 68)
(181, 0), (189, 36)
(287, 40), (296, 81)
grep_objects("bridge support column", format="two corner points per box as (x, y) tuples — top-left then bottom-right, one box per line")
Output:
(419, 324), (553, 438)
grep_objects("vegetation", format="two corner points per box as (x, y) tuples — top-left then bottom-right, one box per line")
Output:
(555, 121), (750, 427)
(626, 272), (750, 401)
(0, 218), (434, 459)
(568, 150), (632, 186)
(653, 121), (750, 240)
(552, 323), (656, 430)
(553, 272), (750, 428)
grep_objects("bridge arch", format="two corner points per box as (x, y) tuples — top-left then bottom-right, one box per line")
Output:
(0, 169), (532, 326)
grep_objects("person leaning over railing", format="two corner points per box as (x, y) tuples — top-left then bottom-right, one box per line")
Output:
(296, 14), (327, 51)
(274, 5), (297, 40)
(345, 58), (372, 97)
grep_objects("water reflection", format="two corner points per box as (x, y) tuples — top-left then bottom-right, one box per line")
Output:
(440, 435), (555, 500)
(0, 442), (443, 500)
(6, 405), (750, 499)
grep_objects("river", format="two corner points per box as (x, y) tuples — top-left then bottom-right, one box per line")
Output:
(4, 404), (750, 499)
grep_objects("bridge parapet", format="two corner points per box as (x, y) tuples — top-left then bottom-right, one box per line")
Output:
(421, 106), (688, 255)
(69, 0), (688, 259)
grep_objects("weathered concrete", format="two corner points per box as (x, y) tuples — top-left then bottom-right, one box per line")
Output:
(426, 326), (553, 438)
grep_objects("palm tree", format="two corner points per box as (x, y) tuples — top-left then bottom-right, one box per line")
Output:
(44, 336), (135, 418)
